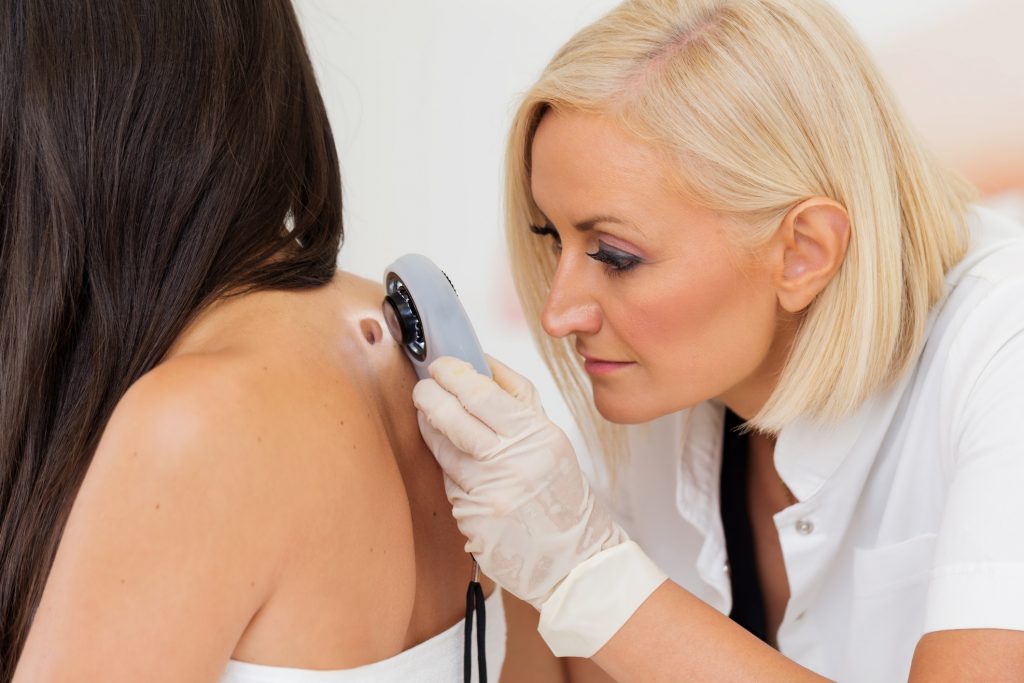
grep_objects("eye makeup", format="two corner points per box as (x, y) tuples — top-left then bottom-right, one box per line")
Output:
(531, 222), (645, 273)
(587, 241), (642, 273)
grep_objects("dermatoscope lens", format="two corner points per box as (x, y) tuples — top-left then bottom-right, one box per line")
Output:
(382, 297), (405, 344)
(383, 275), (426, 360)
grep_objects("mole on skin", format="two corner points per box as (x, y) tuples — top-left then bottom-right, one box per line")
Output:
(360, 318), (384, 345)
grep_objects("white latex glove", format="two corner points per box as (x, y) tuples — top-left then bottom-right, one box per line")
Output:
(413, 355), (667, 657)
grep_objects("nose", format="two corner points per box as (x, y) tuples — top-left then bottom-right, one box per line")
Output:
(540, 254), (602, 339)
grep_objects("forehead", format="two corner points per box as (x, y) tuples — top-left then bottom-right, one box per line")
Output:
(529, 109), (680, 219)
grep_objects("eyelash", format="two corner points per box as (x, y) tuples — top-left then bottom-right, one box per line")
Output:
(529, 223), (642, 275)
(588, 243), (642, 274)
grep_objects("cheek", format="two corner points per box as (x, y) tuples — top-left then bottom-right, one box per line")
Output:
(599, 257), (777, 420)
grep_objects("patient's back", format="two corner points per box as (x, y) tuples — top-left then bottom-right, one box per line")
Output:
(15, 271), (490, 679)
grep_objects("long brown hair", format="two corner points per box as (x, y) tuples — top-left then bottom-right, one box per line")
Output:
(0, 1), (343, 675)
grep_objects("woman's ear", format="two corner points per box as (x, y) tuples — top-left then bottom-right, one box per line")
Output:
(769, 198), (851, 313)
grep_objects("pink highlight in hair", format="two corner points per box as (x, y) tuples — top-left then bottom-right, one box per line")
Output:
(621, 17), (721, 99)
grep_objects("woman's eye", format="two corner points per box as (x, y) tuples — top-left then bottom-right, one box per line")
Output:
(587, 241), (641, 273)
(530, 223), (562, 254)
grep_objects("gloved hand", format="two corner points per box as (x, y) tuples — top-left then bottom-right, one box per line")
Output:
(413, 355), (667, 657)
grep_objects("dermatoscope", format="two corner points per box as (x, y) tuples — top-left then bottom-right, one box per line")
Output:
(382, 254), (492, 683)
(381, 254), (491, 380)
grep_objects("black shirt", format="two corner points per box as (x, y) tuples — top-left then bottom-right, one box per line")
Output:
(719, 408), (769, 643)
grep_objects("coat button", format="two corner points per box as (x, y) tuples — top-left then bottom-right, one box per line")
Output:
(795, 519), (814, 535)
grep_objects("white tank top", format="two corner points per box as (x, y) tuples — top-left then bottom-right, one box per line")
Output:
(219, 588), (506, 683)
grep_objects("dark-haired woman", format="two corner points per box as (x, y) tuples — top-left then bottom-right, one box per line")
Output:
(0, 3), (518, 681)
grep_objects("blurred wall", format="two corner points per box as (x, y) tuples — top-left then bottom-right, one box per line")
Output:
(294, 0), (1023, 451)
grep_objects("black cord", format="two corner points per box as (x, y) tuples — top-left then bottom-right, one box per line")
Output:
(463, 559), (487, 683)
(474, 579), (486, 681)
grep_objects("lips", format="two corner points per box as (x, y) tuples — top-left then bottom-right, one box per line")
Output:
(578, 350), (635, 376)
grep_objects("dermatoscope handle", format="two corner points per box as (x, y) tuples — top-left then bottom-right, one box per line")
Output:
(382, 254), (492, 380)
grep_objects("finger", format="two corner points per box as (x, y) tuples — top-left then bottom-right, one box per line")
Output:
(485, 354), (537, 405)
(413, 378), (501, 456)
(443, 474), (484, 555)
(441, 472), (464, 506)
(416, 411), (476, 491)
(428, 356), (533, 436)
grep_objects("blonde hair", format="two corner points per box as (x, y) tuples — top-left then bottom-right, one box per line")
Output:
(505, 0), (974, 462)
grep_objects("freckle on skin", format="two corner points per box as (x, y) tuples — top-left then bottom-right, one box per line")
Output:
(120, 578), (125, 585)
(155, 503), (160, 510)
(257, 436), (262, 443)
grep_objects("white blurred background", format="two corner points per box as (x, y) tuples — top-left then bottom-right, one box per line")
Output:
(294, 0), (1024, 451)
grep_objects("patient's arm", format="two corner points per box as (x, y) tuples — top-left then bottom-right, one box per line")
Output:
(15, 360), (290, 682)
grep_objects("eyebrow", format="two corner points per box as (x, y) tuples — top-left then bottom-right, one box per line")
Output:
(533, 213), (645, 238)
(574, 215), (625, 232)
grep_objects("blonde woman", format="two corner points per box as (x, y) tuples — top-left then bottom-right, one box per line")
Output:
(413, 0), (1024, 680)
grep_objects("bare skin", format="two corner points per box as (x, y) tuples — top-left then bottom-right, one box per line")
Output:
(746, 432), (793, 647)
(13, 271), (510, 681)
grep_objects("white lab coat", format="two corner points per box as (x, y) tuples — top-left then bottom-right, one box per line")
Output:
(588, 206), (1024, 681)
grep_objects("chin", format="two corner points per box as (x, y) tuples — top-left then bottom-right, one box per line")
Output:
(592, 385), (702, 424)
(592, 391), (661, 425)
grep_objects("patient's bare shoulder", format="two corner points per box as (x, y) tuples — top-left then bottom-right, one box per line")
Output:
(42, 291), (422, 661)
(18, 346), (413, 679)
(95, 345), (417, 589)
